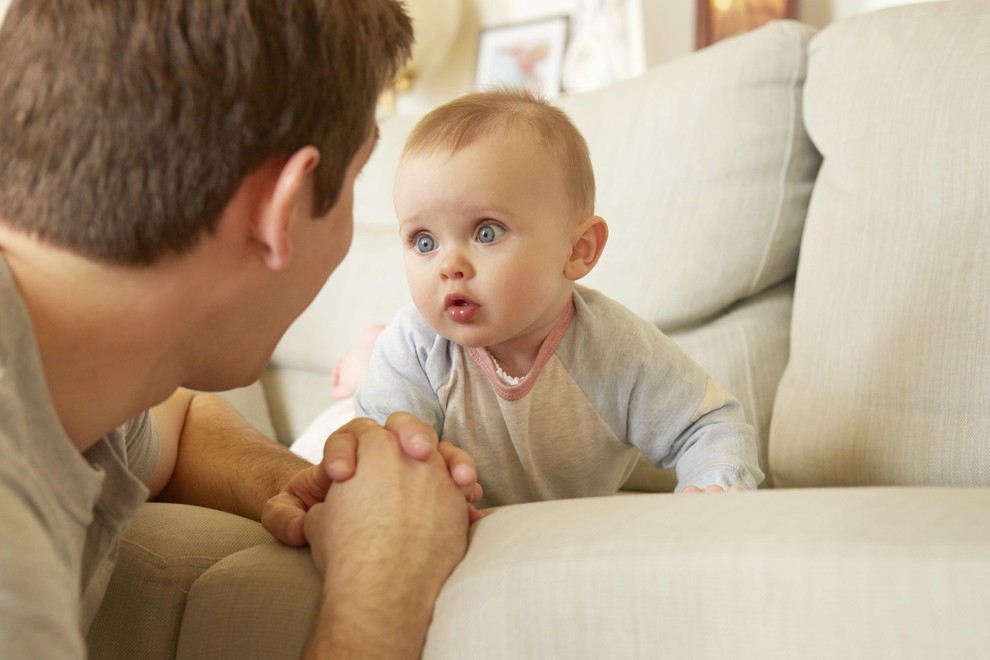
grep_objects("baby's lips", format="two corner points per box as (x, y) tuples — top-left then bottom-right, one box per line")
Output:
(444, 293), (478, 309)
(444, 294), (481, 322)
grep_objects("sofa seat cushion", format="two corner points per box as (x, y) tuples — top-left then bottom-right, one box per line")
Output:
(87, 504), (276, 660)
(119, 490), (990, 660)
(770, 0), (990, 487)
(430, 489), (990, 658)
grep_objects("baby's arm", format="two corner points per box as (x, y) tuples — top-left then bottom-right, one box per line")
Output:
(668, 376), (762, 493)
(623, 333), (764, 493)
(353, 305), (448, 436)
(349, 309), (484, 509)
(570, 290), (762, 493)
(331, 324), (385, 399)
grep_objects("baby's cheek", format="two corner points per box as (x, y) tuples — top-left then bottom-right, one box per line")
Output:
(495, 272), (537, 304)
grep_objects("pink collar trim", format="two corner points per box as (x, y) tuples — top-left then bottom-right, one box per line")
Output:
(467, 299), (575, 401)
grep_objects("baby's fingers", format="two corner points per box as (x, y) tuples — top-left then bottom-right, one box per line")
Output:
(680, 484), (746, 494)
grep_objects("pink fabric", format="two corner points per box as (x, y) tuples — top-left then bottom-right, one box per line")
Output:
(466, 301), (574, 402)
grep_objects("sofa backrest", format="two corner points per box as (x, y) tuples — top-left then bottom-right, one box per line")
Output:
(565, 20), (820, 488)
(262, 21), (822, 491)
(770, 0), (990, 487)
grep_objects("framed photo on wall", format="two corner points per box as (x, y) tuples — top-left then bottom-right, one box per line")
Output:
(696, 0), (798, 49)
(562, 0), (646, 94)
(475, 15), (569, 99)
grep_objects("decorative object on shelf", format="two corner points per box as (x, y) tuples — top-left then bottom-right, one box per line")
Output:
(475, 15), (569, 99)
(696, 0), (797, 49)
(563, 0), (646, 94)
(380, 0), (463, 115)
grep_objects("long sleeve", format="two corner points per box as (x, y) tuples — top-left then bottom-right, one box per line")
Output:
(353, 304), (450, 436)
(559, 287), (764, 491)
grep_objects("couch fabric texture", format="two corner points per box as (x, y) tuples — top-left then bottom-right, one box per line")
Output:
(770, 1), (990, 487)
(88, 2), (990, 658)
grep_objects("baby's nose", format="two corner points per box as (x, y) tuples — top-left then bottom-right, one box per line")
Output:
(440, 253), (472, 280)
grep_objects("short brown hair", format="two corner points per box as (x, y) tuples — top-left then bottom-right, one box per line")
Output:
(402, 88), (596, 219)
(0, 0), (412, 265)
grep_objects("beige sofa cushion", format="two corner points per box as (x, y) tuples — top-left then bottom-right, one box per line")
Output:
(573, 19), (819, 330)
(770, 0), (990, 487)
(569, 21), (818, 489)
(87, 504), (275, 660)
(428, 489), (990, 659)
(98, 490), (990, 660)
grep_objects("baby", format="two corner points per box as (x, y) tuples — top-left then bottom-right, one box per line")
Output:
(353, 88), (763, 507)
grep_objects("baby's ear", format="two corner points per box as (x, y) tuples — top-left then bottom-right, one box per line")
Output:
(564, 216), (608, 281)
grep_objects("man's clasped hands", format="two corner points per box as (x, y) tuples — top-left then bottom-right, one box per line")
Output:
(263, 412), (484, 571)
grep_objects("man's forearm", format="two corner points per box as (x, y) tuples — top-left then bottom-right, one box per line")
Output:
(300, 419), (470, 659)
(304, 585), (433, 660)
(155, 391), (309, 520)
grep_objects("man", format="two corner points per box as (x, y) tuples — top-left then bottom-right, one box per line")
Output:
(0, 1), (478, 657)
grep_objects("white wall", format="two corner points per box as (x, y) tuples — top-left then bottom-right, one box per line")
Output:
(0, 0), (940, 113)
(474, 0), (693, 70)
(398, 0), (943, 113)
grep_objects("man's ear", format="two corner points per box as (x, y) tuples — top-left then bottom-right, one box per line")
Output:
(257, 146), (321, 270)
(564, 215), (608, 281)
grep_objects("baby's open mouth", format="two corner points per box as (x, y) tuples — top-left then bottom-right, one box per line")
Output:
(444, 294), (480, 322)
(444, 294), (477, 309)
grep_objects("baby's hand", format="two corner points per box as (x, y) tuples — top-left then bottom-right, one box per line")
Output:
(680, 485), (746, 494)
(330, 324), (385, 399)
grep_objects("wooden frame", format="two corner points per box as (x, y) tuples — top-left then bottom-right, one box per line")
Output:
(696, 0), (798, 49)
(475, 15), (570, 99)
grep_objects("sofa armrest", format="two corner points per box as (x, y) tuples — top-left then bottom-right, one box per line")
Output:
(176, 543), (321, 659)
(87, 504), (276, 660)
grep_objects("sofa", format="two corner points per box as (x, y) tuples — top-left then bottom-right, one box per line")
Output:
(88, 1), (990, 658)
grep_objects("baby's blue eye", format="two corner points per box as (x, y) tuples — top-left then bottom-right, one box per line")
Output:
(413, 233), (437, 253)
(476, 222), (505, 244)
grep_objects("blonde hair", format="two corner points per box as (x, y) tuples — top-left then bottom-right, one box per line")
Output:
(403, 88), (595, 218)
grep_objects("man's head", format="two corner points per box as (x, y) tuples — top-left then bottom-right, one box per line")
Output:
(0, 0), (412, 266)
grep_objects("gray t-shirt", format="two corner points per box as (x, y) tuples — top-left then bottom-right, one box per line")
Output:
(355, 286), (763, 507)
(0, 255), (159, 658)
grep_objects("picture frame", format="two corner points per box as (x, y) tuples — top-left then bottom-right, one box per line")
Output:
(562, 0), (646, 94)
(475, 15), (569, 99)
(696, 0), (798, 49)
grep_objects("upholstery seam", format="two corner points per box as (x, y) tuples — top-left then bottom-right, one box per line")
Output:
(749, 22), (802, 296)
(119, 537), (237, 568)
(736, 317), (759, 444)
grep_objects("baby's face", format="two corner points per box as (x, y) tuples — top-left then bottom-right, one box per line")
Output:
(394, 133), (578, 369)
